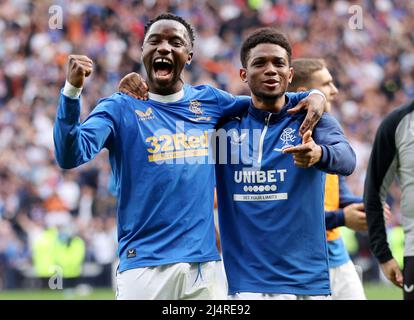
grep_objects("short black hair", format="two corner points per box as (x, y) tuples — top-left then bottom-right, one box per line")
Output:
(144, 13), (195, 47)
(240, 28), (292, 68)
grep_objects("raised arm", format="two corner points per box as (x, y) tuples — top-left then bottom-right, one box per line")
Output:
(286, 90), (327, 136)
(54, 55), (117, 169)
(117, 72), (326, 134)
(212, 87), (326, 133)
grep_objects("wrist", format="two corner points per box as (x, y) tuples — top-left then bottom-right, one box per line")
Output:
(316, 145), (323, 163)
(63, 80), (83, 99)
(309, 89), (326, 102)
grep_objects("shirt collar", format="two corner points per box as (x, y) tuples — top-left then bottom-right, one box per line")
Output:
(148, 88), (185, 103)
(248, 94), (293, 124)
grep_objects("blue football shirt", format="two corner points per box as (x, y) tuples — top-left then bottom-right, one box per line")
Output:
(215, 97), (356, 295)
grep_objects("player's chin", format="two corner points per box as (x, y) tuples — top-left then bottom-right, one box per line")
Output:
(259, 90), (284, 100)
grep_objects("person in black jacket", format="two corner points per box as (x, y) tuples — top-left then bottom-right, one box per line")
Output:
(364, 100), (414, 300)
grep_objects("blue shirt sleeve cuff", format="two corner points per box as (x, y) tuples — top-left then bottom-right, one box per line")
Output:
(314, 145), (328, 170)
(325, 209), (346, 229)
(57, 89), (81, 123)
(337, 209), (345, 226)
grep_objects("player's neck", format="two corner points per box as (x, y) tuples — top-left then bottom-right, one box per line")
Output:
(148, 89), (184, 103)
(252, 94), (286, 113)
(148, 79), (185, 102)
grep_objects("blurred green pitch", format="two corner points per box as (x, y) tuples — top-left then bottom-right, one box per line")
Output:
(0, 283), (403, 300)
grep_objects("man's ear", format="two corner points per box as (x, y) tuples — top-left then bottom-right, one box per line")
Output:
(288, 67), (294, 84)
(187, 51), (193, 65)
(240, 68), (247, 83)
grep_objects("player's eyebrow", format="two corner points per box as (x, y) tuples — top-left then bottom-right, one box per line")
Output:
(145, 34), (161, 40)
(145, 34), (190, 48)
(251, 56), (286, 64)
(273, 57), (287, 64)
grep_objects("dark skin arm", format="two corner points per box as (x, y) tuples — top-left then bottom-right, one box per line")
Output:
(119, 72), (149, 100)
(287, 95), (325, 136)
(118, 72), (325, 135)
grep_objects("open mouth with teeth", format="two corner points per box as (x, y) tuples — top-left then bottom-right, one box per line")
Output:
(153, 58), (174, 79)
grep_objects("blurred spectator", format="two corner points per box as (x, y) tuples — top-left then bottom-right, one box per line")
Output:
(32, 215), (85, 289)
(88, 216), (117, 287)
(0, 220), (27, 289)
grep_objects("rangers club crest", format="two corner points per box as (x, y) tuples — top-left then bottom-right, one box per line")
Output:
(274, 128), (296, 152)
(189, 100), (203, 115)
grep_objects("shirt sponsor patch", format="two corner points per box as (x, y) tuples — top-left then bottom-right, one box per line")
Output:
(127, 249), (136, 259)
(135, 108), (155, 121)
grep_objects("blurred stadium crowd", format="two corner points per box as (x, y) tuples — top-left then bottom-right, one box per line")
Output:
(0, 0), (413, 289)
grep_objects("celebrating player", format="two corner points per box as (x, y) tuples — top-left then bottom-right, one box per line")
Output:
(215, 28), (356, 300)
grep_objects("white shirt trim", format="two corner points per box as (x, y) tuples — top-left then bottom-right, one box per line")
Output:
(309, 89), (326, 101)
(62, 80), (83, 99)
(148, 89), (184, 103)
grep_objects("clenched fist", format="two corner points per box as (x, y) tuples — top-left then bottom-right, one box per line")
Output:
(66, 55), (93, 88)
